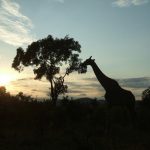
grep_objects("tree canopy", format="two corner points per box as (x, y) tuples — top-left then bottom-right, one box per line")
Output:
(12, 35), (86, 104)
(142, 87), (150, 105)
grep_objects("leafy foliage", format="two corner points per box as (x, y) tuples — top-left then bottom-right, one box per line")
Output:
(78, 62), (87, 74)
(12, 35), (81, 76)
(142, 87), (150, 105)
(0, 86), (10, 97)
(12, 35), (83, 104)
(0, 86), (6, 96)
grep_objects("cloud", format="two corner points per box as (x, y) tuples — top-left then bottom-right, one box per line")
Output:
(82, 76), (150, 99)
(118, 77), (150, 88)
(7, 77), (50, 98)
(132, 0), (149, 5)
(0, 0), (35, 46)
(17, 77), (34, 81)
(83, 77), (150, 89)
(112, 0), (149, 7)
(54, 0), (65, 3)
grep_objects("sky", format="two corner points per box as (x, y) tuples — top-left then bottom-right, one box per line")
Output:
(0, 0), (150, 100)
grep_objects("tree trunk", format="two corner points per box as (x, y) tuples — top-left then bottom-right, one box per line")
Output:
(50, 80), (57, 106)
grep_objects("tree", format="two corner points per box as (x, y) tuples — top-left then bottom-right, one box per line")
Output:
(16, 92), (33, 102)
(0, 86), (7, 96)
(12, 35), (83, 105)
(0, 86), (10, 98)
(142, 87), (150, 105)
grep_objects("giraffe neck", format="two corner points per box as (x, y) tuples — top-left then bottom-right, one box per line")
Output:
(90, 61), (110, 90)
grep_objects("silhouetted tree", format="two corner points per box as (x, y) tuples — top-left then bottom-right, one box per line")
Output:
(0, 86), (6, 96)
(16, 92), (33, 102)
(142, 87), (150, 105)
(0, 86), (10, 99)
(12, 35), (82, 105)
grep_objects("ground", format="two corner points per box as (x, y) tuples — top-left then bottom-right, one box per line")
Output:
(0, 96), (150, 150)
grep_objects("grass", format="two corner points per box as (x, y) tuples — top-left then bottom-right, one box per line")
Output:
(0, 95), (150, 150)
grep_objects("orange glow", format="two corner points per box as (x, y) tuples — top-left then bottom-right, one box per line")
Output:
(0, 74), (16, 86)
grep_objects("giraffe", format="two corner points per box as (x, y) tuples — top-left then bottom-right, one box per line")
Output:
(82, 56), (135, 118)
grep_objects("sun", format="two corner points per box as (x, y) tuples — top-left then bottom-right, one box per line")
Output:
(0, 74), (14, 86)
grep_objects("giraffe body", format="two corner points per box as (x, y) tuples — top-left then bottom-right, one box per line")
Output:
(82, 56), (135, 112)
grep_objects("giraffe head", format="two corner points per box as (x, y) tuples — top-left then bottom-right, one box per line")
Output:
(82, 56), (95, 66)
(78, 56), (95, 73)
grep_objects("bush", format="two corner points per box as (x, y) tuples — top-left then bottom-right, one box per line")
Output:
(142, 87), (150, 105)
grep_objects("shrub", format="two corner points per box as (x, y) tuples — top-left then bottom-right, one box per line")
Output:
(142, 87), (150, 105)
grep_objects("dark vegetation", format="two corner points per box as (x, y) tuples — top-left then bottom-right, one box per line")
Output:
(142, 87), (150, 106)
(12, 35), (86, 105)
(0, 86), (150, 150)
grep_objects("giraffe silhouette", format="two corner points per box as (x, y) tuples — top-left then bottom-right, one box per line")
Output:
(82, 56), (135, 117)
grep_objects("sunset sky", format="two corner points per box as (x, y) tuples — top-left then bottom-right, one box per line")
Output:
(0, 0), (150, 100)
